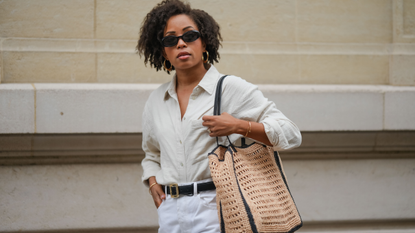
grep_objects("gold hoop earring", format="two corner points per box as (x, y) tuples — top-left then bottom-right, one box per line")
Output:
(163, 59), (173, 72)
(202, 51), (209, 63)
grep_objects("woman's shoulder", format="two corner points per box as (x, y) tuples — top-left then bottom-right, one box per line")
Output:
(222, 74), (258, 94)
(146, 80), (171, 102)
(143, 80), (172, 116)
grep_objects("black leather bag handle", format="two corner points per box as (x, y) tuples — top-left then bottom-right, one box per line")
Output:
(213, 75), (237, 150)
(213, 75), (228, 116)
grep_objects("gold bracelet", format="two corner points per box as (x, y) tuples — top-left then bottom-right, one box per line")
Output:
(149, 182), (157, 194)
(244, 121), (252, 137)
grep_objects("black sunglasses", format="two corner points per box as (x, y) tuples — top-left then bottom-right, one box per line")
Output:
(162, 30), (201, 47)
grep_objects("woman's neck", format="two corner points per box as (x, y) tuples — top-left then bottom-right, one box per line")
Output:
(175, 64), (209, 89)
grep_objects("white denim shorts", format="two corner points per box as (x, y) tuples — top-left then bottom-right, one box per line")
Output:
(157, 179), (220, 233)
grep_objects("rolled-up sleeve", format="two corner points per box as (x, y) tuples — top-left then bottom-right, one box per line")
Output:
(224, 76), (302, 151)
(141, 103), (161, 187)
(261, 106), (302, 151)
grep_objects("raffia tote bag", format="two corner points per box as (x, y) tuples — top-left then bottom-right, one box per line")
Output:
(208, 75), (303, 233)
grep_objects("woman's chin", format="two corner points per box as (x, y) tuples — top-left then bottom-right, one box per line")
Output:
(174, 62), (205, 71)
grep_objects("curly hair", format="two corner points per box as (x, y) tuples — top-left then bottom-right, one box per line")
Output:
(136, 0), (222, 74)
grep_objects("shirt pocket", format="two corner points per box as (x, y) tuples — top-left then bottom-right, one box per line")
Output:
(196, 105), (214, 120)
(191, 119), (204, 129)
(189, 104), (213, 133)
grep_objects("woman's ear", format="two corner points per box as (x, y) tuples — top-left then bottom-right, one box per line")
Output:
(202, 40), (206, 51)
(162, 49), (167, 60)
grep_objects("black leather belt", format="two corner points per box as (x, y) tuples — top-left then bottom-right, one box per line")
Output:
(165, 181), (216, 198)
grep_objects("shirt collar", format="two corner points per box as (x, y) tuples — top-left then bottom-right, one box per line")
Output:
(163, 65), (221, 101)
(164, 74), (177, 101)
(197, 65), (221, 95)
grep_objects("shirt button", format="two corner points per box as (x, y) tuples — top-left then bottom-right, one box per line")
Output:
(180, 163), (184, 167)
(191, 96), (196, 100)
(180, 140), (182, 144)
(183, 117), (186, 120)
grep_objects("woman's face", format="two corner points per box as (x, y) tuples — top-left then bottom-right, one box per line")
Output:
(163, 14), (205, 72)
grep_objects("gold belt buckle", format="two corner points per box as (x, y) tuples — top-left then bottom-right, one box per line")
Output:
(169, 183), (179, 198)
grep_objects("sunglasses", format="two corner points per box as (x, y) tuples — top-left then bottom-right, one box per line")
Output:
(162, 30), (201, 47)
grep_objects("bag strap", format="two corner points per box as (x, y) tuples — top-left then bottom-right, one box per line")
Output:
(213, 75), (228, 116)
(213, 75), (236, 151)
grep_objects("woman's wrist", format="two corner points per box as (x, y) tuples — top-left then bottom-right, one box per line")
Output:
(149, 182), (158, 194)
(235, 119), (248, 135)
(148, 176), (157, 186)
(148, 176), (158, 194)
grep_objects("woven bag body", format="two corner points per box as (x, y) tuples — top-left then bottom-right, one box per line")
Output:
(209, 143), (302, 232)
(208, 75), (302, 233)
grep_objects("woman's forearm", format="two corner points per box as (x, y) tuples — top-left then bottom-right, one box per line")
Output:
(234, 119), (272, 147)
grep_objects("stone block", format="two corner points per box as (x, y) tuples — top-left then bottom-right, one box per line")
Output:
(1, 160), (414, 231)
(297, 0), (392, 43)
(189, 0), (296, 42)
(0, 164), (158, 231)
(393, 0), (415, 43)
(215, 54), (299, 84)
(300, 55), (389, 84)
(97, 53), (168, 83)
(221, 41), (299, 55)
(258, 85), (384, 131)
(350, 55), (390, 84)
(95, 0), (155, 39)
(2, 38), (97, 53)
(34, 84), (155, 133)
(2, 52), (96, 83)
(0, 84), (34, 134)
(385, 90), (415, 130)
(0, 0), (94, 38)
(0, 49), (2, 83)
(216, 54), (389, 85)
(285, 159), (415, 221)
(391, 55), (415, 86)
(403, 0), (415, 35)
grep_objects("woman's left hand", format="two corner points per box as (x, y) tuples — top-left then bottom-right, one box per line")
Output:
(202, 112), (243, 137)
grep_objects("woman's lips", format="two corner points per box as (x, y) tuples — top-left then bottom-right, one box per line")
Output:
(178, 55), (191, 60)
(177, 52), (191, 60)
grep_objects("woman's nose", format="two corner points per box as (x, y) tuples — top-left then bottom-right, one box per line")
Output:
(176, 38), (187, 48)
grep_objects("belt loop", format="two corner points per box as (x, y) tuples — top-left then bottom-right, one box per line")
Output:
(193, 182), (198, 195)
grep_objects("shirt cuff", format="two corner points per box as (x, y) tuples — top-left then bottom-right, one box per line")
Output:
(262, 118), (301, 151)
(141, 167), (161, 187)
(262, 120), (280, 149)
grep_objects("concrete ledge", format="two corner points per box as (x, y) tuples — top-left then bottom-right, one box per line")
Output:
(0, 84), (35, 133)
(1, 131), (415, 165)
(1, 84), (415, 133)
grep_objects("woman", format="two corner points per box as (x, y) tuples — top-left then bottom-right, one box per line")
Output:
(137, 0), (302, 232)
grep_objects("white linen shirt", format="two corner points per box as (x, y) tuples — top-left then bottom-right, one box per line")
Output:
(141, 65), (301, 186)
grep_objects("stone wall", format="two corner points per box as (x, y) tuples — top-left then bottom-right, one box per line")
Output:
(1, 1), (415, 233)
(0, 0), (414, 85)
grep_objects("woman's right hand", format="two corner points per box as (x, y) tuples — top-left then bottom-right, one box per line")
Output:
(148, 176), (166, 208)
